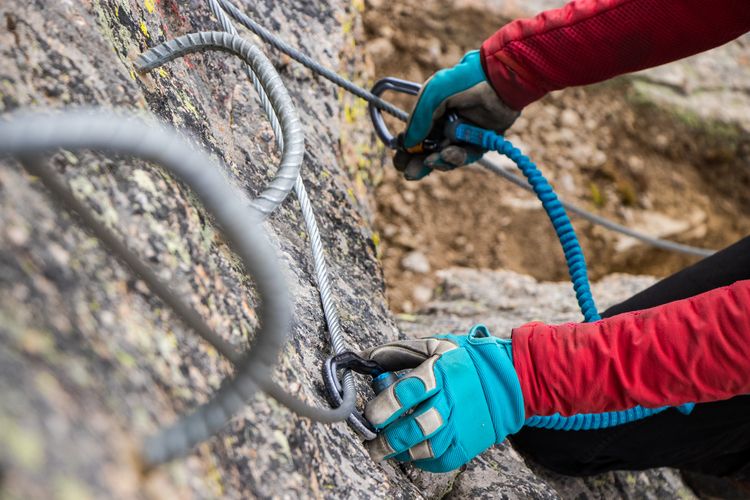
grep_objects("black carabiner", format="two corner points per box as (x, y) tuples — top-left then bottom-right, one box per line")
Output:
(323, 351), (399, 439)
(369, 77), (421, 150)
(369, 77), (447, 155)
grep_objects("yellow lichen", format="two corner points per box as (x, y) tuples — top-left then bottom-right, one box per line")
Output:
(55, 476), (94, 500)
(589, 182), (605, 207)
(132, 169), (158, 195)
(116, 351), (137, 368)
(273, 430), (292, 462)
(199, 443), (225, 496)
(354, 171), (365, 192)
(177, 90), (200, 118)
(0, 418), (44, 470)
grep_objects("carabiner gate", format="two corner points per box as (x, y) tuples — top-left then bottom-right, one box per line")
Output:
(368, 77), (420, 149)
(323, 351), (399, 440)
(369, 77), (450, 154)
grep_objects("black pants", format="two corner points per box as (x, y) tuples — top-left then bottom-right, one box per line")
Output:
(510, 236), (750, 478)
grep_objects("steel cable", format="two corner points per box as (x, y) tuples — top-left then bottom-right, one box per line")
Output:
(478, 159), (714, 257)
(218, 0), (409, 121)
(206, 0), (373, 438)
(137, 27), (362, 430)
(219, 0), (714, 257)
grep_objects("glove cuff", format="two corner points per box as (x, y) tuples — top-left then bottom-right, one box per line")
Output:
(464, 325), (526, 442)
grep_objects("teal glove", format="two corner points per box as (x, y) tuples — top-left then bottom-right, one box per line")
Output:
(360, 325), (525, 473)
(396, 51), (519, 180)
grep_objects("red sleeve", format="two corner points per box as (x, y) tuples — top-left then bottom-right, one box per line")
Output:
(511, 280), (750, 418)
(481, 0), (750, 110)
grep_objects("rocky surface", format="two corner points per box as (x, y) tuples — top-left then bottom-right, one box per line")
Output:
(398, 269), (656, 339)
(0, 0), (721, 498)
(1, 1), (405, 498)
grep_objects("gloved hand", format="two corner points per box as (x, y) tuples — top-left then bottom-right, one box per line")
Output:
(361, 324), (525, 473)
(396, 50), (519, 180)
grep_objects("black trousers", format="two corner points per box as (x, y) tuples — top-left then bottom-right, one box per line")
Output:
(509, 236), (750, 478)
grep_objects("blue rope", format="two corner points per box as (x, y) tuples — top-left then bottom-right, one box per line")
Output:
(452, 122), (601, 323)
(484, 134), (600, 322)
(449, 122), (687, 430)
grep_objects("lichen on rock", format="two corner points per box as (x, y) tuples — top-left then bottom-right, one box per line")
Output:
(0, 1), (711, 498)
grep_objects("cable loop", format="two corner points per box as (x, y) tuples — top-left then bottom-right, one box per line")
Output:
(0, 110), (291, 467)
(136, 31), (304, 218)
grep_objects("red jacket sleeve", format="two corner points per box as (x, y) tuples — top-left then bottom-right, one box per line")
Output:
(481, 0), (750, 110)
(512, 279), (750, 418)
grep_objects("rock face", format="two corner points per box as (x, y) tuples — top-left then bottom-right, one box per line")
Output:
(1, 1), (405, 497)
(0, 1), (700, 498)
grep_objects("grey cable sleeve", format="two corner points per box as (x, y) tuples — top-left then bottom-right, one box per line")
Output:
(136, 31), (304, 218)
(206, 0), (372, 438)
(138, 25), (359, 427)
(0, 110), (291, 466)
